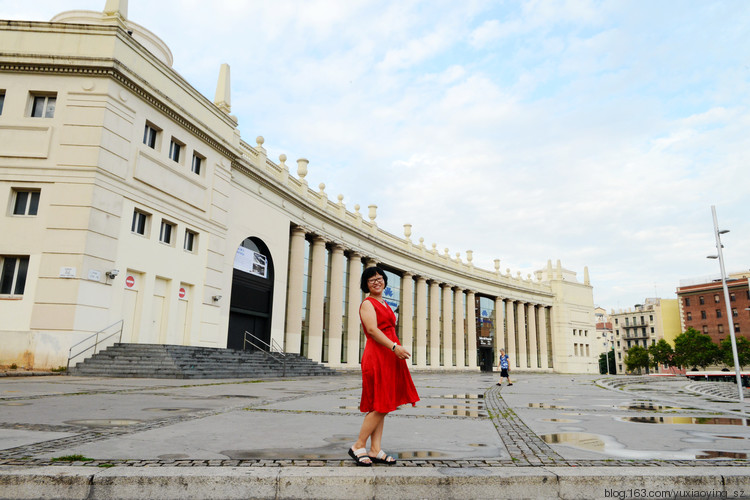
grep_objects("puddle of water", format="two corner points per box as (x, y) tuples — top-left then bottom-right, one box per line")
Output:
(338, 406), (360, 410)
(696, 450), (748, 459)
(423, 404), (485, 410)
(542, 432), (604, 452)
(540, 418), (580, 423)
(441, 410), (488, 417)
(0, 402), (30, 406)
(143, 407), (204, 412)
(437, 394), (484, 400)
(716, 435), (749, 440)
(468, 443), (488, 447)
(618, 401), (692, 411)
(618, 416), (750, 426)
(216, 395), (259, 399)
(65, 419), (143, 427)
(528, 403), (569, 409)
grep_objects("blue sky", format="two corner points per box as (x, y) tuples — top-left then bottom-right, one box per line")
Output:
(4, 0), (749, 311)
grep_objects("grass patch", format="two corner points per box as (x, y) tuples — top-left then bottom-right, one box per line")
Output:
(50, 366), (67, 373)
(51, 455), (93, 462)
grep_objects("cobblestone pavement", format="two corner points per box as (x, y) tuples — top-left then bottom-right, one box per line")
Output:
(0, 373), (748, 469)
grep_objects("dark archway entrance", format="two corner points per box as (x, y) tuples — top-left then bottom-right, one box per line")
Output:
(227, 237), (274, 351)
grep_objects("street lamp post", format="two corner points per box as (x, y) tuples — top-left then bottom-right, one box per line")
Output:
(707, 205), (744, 402)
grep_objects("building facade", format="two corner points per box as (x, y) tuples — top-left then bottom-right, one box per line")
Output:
(610, 298), (680, 374)
(0, 1), (598, 373)
(676, 272), (750, 345)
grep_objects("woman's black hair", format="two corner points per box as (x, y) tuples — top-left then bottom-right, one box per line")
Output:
(360, 266), (388, 293)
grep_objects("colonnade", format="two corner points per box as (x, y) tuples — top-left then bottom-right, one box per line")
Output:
(283, 226), (554, 371)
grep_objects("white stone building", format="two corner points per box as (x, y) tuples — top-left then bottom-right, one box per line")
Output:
(0, 1), (598, 374)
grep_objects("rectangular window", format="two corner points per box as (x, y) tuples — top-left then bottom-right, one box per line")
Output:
(716, 309), (722, 318)
(30, 93), (56, 118)
(131, 210), (148, 236)
(701, 310), (707, 320)
(159, 220), (174, 244)
(0, 256), (29, 295)
(143, 122), (159, 149)
(730, 293), (736, 302)
(736, 324), (741, 333)
(703, 325), (708, 333)
(685, 297), (691, 306)
(714, 294), (720, 303)
(168, 138), (182, 163)
(184, 229), (197, 252)
(718, 324), (724, 334)
(732, 308), (738, 317)
(0, 91), (5, 115)
(699, 296), (705, 305)
(191, 153), (203, 175)
(12, 189), (40, 216)
(687, 312), (692, 321)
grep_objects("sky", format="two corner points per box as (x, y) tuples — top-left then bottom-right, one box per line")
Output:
(3, 0), (749, 311)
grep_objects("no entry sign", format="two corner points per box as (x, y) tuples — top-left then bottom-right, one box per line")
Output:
(125, 275), (135, 288)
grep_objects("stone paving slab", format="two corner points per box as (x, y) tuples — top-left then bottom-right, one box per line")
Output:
(1, 372), (749, 498)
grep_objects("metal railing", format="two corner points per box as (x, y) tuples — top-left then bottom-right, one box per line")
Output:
(243, 331), (287, 376)
(66, 320), (124, 371)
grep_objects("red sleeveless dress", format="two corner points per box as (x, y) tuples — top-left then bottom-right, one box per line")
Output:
(359, 297), (420, 413)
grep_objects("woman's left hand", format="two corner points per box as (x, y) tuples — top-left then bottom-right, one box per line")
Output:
(394, 345), (411, 360)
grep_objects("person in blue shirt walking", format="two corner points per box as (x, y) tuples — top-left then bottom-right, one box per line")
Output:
(497, 349), (513, 387)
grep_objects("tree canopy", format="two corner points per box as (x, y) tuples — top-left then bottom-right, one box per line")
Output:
(649, 339), (675, 369)
(624, 345), (650, 374)
(719, 336), (750, 369)
(673, 327), (720, 369)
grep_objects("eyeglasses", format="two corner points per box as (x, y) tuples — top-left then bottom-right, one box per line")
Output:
(367, 277), (384, 285)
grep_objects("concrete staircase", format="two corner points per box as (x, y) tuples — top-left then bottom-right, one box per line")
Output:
(68, 343), (338, 379)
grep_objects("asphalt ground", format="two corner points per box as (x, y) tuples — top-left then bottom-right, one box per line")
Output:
(1, 371), (749, 499)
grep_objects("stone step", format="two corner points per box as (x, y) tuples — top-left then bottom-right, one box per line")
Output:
(69, 343), (338, 379)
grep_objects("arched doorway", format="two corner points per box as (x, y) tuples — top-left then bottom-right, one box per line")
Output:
(227, 237), (274, 351)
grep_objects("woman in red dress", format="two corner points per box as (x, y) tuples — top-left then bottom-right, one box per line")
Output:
(348, 266), (420, 466)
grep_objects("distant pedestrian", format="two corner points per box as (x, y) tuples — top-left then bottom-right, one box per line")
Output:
(497, 349), (512, 386)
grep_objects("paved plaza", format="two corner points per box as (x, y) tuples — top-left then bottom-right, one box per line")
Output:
(1, 371), (749, 498)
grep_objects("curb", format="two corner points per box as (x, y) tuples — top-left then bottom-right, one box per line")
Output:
(2, 465), (749, 499)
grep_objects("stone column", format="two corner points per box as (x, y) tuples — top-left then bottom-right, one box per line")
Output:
(528, 303), (538, 369)
(306, 236), (326, 362)
(285, 227), (306, 354)
(327, 244), (344, 366)
(346, 252), (362, 365)
(429, 280), (441, 367)
(516, 301), (528, 369)
(505, 299), (516, 368)
(494, 297), (504, 366)
(466, 290), (477, 369)
(454, 287), (465, 368)
(415, 276), (428, 367)
(442, 284), (453, 368)
(538, 305), (550, 370)
(400, 272), (414, 360)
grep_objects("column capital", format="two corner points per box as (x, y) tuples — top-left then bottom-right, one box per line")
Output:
(311, 234), (327, 245)
(402, 271), (414, 279)
(329, 242), (345, 253)
(347, 250), (362, 259)
(291, 226), (308, 237)
(416, 275), (428, 283)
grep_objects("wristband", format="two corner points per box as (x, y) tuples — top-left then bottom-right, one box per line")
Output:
(391, 343), (397, 351)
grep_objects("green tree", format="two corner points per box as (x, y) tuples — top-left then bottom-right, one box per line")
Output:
(598, 352), (608, 374)
(719, 336), (750, 369)
(624, 345), (650, 374)
(673, 327), (720, 369)
(649, 339), (675, 370)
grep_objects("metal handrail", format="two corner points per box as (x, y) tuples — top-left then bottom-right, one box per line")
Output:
(66, 319), (124, 371)
(243, 331), (286, 376)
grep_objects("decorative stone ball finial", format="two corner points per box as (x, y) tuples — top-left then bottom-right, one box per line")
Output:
(297, 158), (309, 179)
(354, 204), (361, 216)
(337, 194), (344, 205)
(279, 154), (288, 170)
(419, 237), (425, 248)
(318, 183), (326, 194)
(256, 136), (264, 147)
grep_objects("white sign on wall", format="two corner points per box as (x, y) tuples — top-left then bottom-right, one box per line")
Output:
(59, 267), (76, 278)
(233, 246), (268, 278)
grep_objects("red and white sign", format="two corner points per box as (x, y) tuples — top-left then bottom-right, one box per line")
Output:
(125, 275), (135, 288)
(178, 287), (186, 299)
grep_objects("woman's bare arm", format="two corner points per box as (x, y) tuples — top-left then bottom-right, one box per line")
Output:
(360, 300), (411, 360)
